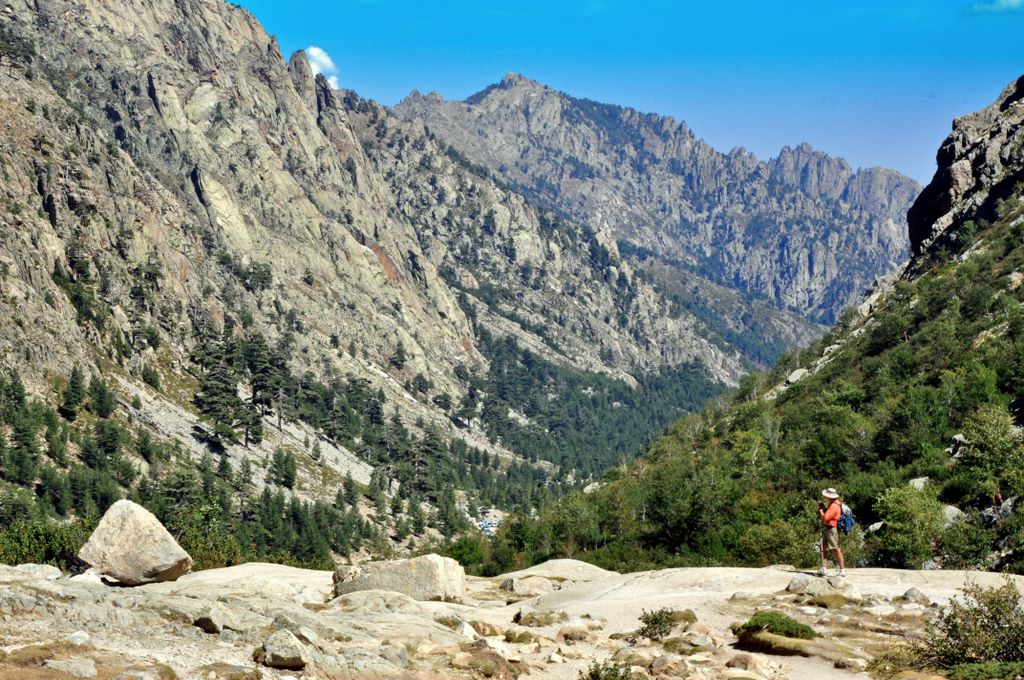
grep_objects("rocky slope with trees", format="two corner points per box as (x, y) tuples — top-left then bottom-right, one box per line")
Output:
(396, 74), (921, 324)
(473, 75), (1024, 577)
(0, 0), (758, 560)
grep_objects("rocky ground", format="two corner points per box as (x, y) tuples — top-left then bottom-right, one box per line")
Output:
(2, 556), (1019, 680)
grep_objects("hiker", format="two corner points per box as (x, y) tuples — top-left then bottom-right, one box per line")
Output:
(818, 487), (846, 577)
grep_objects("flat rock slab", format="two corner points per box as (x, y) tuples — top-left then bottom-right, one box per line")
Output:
(78, 499), (192, 585)
(333, 554), (465, 601)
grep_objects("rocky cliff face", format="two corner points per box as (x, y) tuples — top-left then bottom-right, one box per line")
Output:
(908, 75), (1024, 257)
(395, 74), (922, 323)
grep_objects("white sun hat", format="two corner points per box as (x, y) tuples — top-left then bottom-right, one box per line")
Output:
(822, 488), (839, 499)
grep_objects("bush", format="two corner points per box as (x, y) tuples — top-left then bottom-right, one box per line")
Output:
(941, 511), (995, 569)
(637, 607), (675, 641)
(733, 611), (818, 640)
(0, 519), (95, 572)
(949, 661), (1024, 680)
(872, 486), (944, 568)
(919, 577), (1024, 666)
(579, 661), (632, 680)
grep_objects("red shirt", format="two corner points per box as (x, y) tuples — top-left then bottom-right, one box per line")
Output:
(821, 500), (841, 527)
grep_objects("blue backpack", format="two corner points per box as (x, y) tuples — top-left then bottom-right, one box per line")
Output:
(838, 503), (856, 535)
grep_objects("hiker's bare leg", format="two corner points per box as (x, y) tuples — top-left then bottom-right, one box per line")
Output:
(833, 547), (845, 570)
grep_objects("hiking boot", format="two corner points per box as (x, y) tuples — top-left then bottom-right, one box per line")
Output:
(838, 569), (847, 578)
(817, 567), (826, 577)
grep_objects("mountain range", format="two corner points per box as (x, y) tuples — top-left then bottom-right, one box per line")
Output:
(397, 73), (922, 325)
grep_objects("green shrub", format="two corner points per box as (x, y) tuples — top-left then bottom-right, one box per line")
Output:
(637, 607), (675, 641)
(579, 660), (632, 680)
(872, 486), (944, 568)
(732, 611), (818, 640)
(0, 519), (95, 572)
(949, 661), (1024, 680)
(941, 511), (995, 569)
(919, 577), (1024, 666)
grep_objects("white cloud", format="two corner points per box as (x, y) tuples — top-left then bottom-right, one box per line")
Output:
(967, 0), (1024, 13)
(306, 45), (340, 89)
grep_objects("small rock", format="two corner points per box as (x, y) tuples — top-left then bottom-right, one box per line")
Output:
(650, 653), (685, 674)
(295, 626), (322, 648)
(902, 587), (931, 605)
(786, 368), (808, 384)
(867, 521), (885, 533)
(908, 477), (929, 490)
(14, 563), (62, 580)
(68, 572), (103, 586)
(456, 621), (478, 640)
(942, 505), (964, 528)
(731, 591), (760, 600)
(835, 657), (869, 670)
(452, 652), (473, 668)
(65, 630), (91, 646)
(258, 630), (308, 670)
(548, 652), (565, 664)
(786, 574), (811, 592)
(921, 559), (940, 571)
(43, 658), (97, 678)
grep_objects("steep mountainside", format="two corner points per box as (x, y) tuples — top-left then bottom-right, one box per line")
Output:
(0, 0), (772, 565)
(474, 75), (1024, 576)
(396, 74), (922, 323)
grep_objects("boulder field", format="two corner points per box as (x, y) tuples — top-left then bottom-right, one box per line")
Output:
(2, 553), (1021, 679)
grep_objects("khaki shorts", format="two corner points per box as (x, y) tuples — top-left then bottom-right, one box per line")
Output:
(822, 526), (839, 550)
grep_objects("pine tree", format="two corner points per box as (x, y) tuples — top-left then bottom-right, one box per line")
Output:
(60, 365), (85, 420)
(88, 375), (115, 418)
(194, 346), (243, 447)
(237, 456), (254, 493)
(343, 472), (358, 507)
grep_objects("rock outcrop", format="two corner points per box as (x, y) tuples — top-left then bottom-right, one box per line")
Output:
(77, 500), (192, 585)
(907, 75), (1024, 256)
(332, 554), (465, 601)
(396, 74), (921, 323)
(1, 558), (1022, 679)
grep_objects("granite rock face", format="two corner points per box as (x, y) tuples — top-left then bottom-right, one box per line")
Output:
(77, 500), (192, 585)
(907, 76), (1024, 256)
(396, 74), (922, 323)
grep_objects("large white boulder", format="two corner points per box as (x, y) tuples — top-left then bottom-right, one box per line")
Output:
(77, 500), (193, 585)
(332, 554), (464, 601)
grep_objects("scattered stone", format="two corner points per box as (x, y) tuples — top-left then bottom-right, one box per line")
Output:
(943, 505), (964, 528)
(13, 563), (62, 580)
(77, 500), (193, 585)
(456, 621), (478, 640)
(867, 521), (885, 533)
(452, 652), (473, 668)
(650, 653), (685, 675)
(547, 652), (565, 664)
(908, 477), (929, 490)
(332, 554), (465, 601)
(43, 658), (97, 678)
(786, 574), (811, 592)
(901, 587), (931, 605)
(68, 572), (103, 586)
(471, 621), (504, 637)
(257, 630), (308, 670)
(835, 657), (869, 670)
(295, 626), (322, 648)
(786, 368), (808, 384)
(65, 630), (92, 646)
(500, 575), (554, 596)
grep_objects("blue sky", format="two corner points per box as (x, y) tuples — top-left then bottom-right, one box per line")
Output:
(238, 0), (1022, 183)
